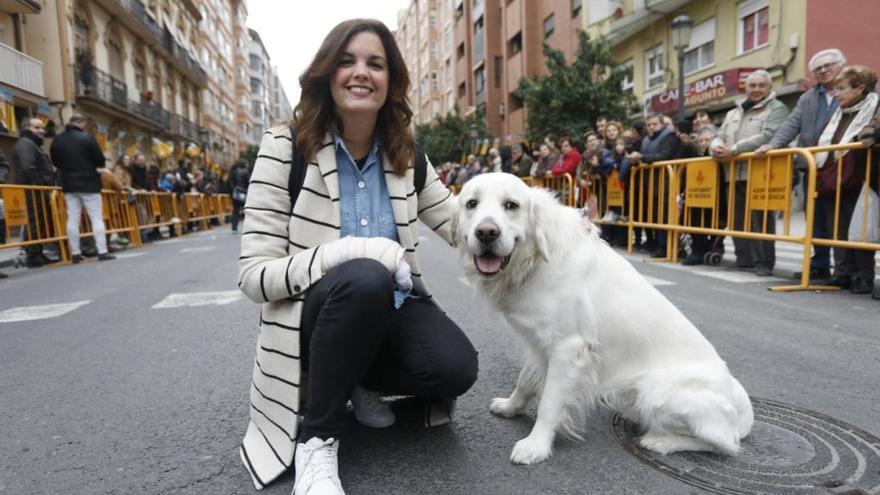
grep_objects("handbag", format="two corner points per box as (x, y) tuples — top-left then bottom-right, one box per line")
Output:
(847, 183), (880, 242)
(232, 186), (247, 203)
(817, 155), (860, 198)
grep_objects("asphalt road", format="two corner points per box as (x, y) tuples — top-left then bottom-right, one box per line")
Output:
(1, 225), (878, 494)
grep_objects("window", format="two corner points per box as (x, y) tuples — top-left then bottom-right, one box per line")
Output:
(620, 58), (634, 91)
(458, 81), (466, 98)
(543, 14), (555, 39)
(509, 92), (523, 112)
(644, 44), (664, 88)
(431, 70), (438, 90)
(494, 56), (502, 88)
(474, 66), (485, 105)
(455, 0), (463, 21)
(508, 32), (522, 56)
(457, 42), (465, 60)
(571, 0), (582, 18)
(473, 15), (483, 34)
(738, 0), (769, 54)
(683, 18), (715, 75)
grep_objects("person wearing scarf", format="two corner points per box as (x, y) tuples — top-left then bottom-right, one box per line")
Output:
(814, 65), (879, 294)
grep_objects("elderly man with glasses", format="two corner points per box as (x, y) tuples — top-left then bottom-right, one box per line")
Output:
(755, 48), (847, 282)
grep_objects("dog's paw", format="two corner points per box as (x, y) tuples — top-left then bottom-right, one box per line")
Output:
(510, 435), (553, 464)
(489, 397), (523, 418)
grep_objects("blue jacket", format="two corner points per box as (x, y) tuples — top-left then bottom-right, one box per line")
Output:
(599, 149), (631, 183)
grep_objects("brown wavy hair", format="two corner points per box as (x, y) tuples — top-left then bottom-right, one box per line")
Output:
(293, 19), (414, 175)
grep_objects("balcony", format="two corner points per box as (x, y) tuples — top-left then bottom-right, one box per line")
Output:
(0, 42), (45, 97)
(172, 115), (201, 142)
(74, 62), (171, 130)
(607, 0), (689, 46)
(93, 0), (207, 86)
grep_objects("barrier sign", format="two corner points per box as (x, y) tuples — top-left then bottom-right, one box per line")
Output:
(748, 156), (790, 210)
(1, 188), (28, 227)
(685, 160), (718, 208)
(607, 170), (624, 207)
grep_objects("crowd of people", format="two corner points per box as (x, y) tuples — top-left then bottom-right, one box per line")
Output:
(436, 47), (880, 300)
(0, 113), (249, 278)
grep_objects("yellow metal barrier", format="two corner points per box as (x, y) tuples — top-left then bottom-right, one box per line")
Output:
(0, 184), (66, 259)
(2, 186), (234, 265)
(528, 174), (575, 206)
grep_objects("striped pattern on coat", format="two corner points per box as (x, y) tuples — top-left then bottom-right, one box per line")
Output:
(237, 125), (457, 489)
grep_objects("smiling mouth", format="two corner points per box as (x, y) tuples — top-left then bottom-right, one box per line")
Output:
(473, 252), (512, 276)
(347, 86), (373, 96)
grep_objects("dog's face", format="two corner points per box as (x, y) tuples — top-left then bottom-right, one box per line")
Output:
(454, 173), (536, 277)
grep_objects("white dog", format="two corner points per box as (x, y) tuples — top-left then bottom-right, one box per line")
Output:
(454, 173), (753, 465)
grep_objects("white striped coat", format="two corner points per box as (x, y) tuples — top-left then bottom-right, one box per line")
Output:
(237, 126), (457, 489)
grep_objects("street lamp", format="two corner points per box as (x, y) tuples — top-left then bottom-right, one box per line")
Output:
(670, 14), (693, 124)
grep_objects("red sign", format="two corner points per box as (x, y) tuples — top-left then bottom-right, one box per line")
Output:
(650, 68), (759, 115)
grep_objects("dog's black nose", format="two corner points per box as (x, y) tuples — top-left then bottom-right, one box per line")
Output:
(475, 222), (500, 244)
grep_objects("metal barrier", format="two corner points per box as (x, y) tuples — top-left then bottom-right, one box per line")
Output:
(1, 185), (233, 265)
(0, 184), (67, 259)
(588, 144), (879, 292)
(527, 174), (576, 206)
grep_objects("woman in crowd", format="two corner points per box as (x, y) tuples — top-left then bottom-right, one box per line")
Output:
(226, 159), (249, 234)
(603, 121), (623, 150)
(531, 142), (558, 178)
(112, 154), (133, 190)
(814, 65), (878, 294)
(236, 19), (477, 494)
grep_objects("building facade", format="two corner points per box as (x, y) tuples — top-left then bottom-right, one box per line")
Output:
(587, 0), (880, 121)
(398, 0), (584, 143)
(247, 27), (270, 144)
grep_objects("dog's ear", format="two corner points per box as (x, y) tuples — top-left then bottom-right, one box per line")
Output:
(529, 188), (556, 263)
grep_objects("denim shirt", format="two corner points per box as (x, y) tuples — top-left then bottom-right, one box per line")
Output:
(334, 134), (411, 308)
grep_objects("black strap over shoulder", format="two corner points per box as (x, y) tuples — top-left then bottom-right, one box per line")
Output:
(288, 126), (429, 212)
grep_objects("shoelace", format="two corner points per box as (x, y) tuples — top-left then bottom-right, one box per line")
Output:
(298, 440), (341, 491)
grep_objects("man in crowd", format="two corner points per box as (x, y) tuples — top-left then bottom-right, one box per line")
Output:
(711, 70), (789, 276)
(50, 114), (115, 263)
(626, 113), (679, 257)
(755, 48), (847, 281)
(131, 152), (149, 190)
(11, 117), (55, 268)
(509, 144), (533, 178)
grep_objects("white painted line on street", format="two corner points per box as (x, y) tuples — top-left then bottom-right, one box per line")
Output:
(152, 291), (243, 309)
(0, 301), (91, 323)
(157, 239), (188, 244)
(114, 252), (147, 259)
(651, 261), (789, 283)
(180, 246), (217, 253)
(642, 275), (675, 286)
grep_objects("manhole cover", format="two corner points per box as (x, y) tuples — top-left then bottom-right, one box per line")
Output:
(612, 397), (880, 494)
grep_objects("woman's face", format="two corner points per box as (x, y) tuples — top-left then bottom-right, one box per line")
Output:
(331, 31), (389, 121)
(539, 144), (550, 157)
(834, 80), (865, 108)
(123, 155), (131, 166)
(606, 125), (620, 140)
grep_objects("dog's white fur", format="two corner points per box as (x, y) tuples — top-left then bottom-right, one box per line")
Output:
(454, 173), (753, 465)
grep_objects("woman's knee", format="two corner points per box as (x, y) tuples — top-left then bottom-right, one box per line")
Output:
(327, 258), (394, 301)
(429, 346), (479, 398)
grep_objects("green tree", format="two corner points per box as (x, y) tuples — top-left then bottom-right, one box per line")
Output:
(414, 109), (489, 165)
(517, 31), (636, 143)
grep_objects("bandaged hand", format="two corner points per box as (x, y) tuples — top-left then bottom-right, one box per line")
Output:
(320, 236), (413, 291)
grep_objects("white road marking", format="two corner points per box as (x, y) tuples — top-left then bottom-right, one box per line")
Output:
(152, 291), (243, 309)
(114, 252), (147, 259)
(0, 301), (91, 323)
(642, 275), (675, 286)
(180, 246), (216, 253)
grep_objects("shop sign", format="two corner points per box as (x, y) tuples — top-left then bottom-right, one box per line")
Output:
(650, 68), (759, 115)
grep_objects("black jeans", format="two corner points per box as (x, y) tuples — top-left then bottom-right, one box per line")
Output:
(298, 258), (478, 442)
(231, 200), (244, 232)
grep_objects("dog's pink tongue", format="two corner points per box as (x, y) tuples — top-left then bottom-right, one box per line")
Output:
(476, 255), (502, 274)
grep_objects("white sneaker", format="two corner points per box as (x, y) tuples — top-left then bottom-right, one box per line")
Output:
(293, 437), (344, 495)
(350, 386), (395, 428)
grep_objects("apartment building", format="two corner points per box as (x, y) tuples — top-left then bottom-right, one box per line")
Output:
(196, 0), (238, 166)
(232, 0), (251, 150)
(268, 70), (292, 126)
(397, 0), (584, 143)
(247, 27), (270, 144)
(0, 0), (46, 157)
(587, 0), (880, 121)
